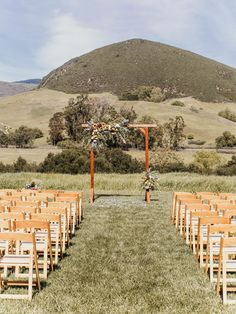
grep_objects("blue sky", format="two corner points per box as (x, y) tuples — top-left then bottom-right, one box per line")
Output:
(1, 0), (236, 81)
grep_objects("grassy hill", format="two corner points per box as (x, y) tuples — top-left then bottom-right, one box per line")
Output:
(39, 38), (236, 102)
(0, 81), (37, 97)
(0, 89), (235, 147)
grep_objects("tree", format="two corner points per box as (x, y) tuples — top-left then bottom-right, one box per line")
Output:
(0, 131), (9, 147)
(49, 112), (65, 145)
(126, 115), (163, 150)
(191, 151), (222, 174)
(31, 128), (43, 139)
(164, 116), (186, 150)
(10, 126), (38, 148)
(215, 131), (236, 148)
(64, 94), (95, 142)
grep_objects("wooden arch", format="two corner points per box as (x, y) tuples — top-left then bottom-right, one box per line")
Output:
(82, 124), (157, 203)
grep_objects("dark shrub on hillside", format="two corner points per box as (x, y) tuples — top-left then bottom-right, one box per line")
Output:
(171, 101), (185, 107)
(187, 134), (194, 140)
(216, 156), (236, 176)
(39, 148), (144, 174)
(215, 131), (236, 148)
(188, 140), (206, 145)
(218, 108), (236, 122)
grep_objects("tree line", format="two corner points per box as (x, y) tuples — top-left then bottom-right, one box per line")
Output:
(48, 94), (186, 151)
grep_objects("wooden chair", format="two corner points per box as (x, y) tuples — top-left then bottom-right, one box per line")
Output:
(184, 204), (210, 244)
(176, 198), (202, 231)
(0, 212), (25, 221)
(206, 224), (236, 284)
(40, 207), (69, 251)
(0, 232), (40, 300)
(48, 202), (74, 236)
(55, 196), (81, 226)
(57, 192), (83, 221)
(196, 216), (230, 267)
(171, 192), (195, 223)
(14, 200), (40, 208)
(8, 206), (38, 216)
(224, 210), (236, 224)
(216, 237), (236, 304)
(30, 214), (62, 265)
(13, 220), (53, 279)
(190, 211), (219, 254)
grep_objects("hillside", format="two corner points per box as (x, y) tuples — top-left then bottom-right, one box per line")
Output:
(0, 89), (236, 147)
(0, 81), (36, 97)
(39, 38), (236, 102)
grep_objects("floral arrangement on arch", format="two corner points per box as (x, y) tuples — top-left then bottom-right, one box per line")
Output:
(142, 168), (160, 191)
(86, 119), (129, 149)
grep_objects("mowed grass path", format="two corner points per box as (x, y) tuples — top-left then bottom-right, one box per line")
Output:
(0, 192), (232, 313)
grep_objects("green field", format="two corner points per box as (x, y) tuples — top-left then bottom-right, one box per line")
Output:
(0, 173), (236, 313)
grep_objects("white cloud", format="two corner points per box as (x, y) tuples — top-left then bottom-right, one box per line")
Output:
(36, 13), (111, 72)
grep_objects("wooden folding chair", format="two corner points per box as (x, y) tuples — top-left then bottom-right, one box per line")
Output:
(14, 200), (40, 208)
(184, 204), (211, 244)
(0, 212), (25, 221)
(0, 195), (25, 202)
(206, 224), (236, 284)
(8, 206), (38, 217)
(224, 210), (236, 224)
(48, 202), (74, 236)
(30, 214), (62, 265)
(13, 220), (53, 279)
(196, 216), (230, 267)
(40, 207), (68, 251)
(176, 198), (202, 231)
(190, 211), (219, 254)
(216, 237), (236, 304)
(171, 192), (195, 223)
(57, 192), (83, 221)
(55, 196), (81, 226)
(0, 232), (40, 300)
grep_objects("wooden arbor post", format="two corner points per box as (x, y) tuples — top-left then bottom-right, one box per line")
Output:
(82, 123), (156, 204)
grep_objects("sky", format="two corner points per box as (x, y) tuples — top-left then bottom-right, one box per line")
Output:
(1, 0), (236, 81)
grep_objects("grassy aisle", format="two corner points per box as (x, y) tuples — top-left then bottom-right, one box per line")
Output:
(0, 192), (233, 313)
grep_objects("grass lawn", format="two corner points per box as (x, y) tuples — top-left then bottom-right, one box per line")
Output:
(0, 173), (235, 312)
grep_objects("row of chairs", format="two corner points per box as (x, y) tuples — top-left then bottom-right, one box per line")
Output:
(171, 191), (236, 305)
(0, 188), (83, 300)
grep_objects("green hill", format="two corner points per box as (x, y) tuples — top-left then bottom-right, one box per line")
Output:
(39, 38), (236, 102)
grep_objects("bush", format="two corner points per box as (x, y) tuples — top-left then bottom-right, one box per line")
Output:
(120, 86), (165, 103)
(218, 108), (236, 122)
(188, 140), (206, 145)
(215, 131), (236, 148)
(150, 148), (187, 173)
(190, 151), (222, 174)
(9, 126), (43, 148)
(171, 101), (185, 107)
(39, 148), (144, 174)
(216, 156), (236, 176)
(187, 134), (194, 140)
(57, 140), (78, 149)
